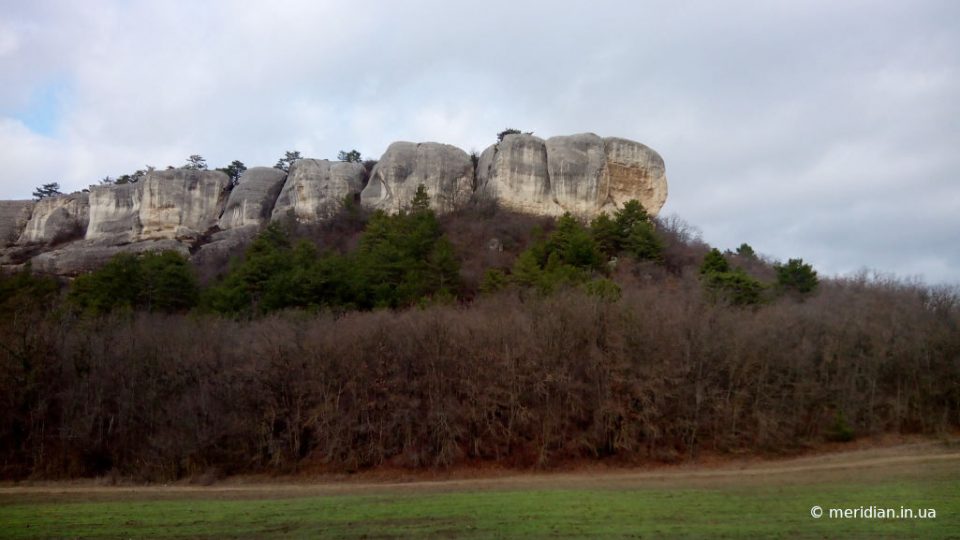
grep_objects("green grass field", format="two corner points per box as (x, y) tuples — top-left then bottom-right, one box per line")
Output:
(1, 447), (958, 538)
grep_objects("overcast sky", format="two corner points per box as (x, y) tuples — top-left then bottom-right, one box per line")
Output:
(1, 0), (958, 284)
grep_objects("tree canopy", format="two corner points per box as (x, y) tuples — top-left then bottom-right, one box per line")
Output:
(68, 251), (199, 315)
(203, 184), (460, 315)
(32, 182), (62, 200)
(337, 150), (362, 163)
(775, 258), (819, 294)
(274, 151), (302, 173)
(184, 155), (208, 170)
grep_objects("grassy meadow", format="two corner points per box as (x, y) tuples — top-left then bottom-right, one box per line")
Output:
(2, 448), (957, 539)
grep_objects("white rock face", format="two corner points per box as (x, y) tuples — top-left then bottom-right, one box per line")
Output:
(361, 142), (474, 213)
(0, 201), (34, 246)
(86, 183), (140, 243)
(476, 133), (667, 218)
(545, 133), (608, 216)
(139, 169), (230, 240)
(0, 132), (669, 275)
(272, 159), (365, 222)
(476, 134), (559, 215)
(18, 194), (89, 245)
(86, 169), (230, 244)
(219, 167), (287, 229)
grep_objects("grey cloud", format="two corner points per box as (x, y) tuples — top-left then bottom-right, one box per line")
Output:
(0, 0), (957, 284)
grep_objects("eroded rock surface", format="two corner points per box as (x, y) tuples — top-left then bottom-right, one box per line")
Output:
(600, 137), (668, 215)
(139, 169), (229, 241)
(30, 239), (189, 276)
(476, 133), (667, 218)
(272, 159), (364, 222)
(476, 134), (558, 215)
(18, 194), (89, 245)
(220, 167), (287, 229)
(0, 133), (668, 275)
(361, 142), (474, 213)
(0, 201), (34, 246)
(86, 183), (140, 244)
(545, 133), (608, 216)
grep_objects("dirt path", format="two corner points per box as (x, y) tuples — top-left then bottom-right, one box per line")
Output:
(2, 439), (958, 502)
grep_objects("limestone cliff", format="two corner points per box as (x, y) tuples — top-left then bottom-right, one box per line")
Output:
(18, 193), (89, 245)
(0, 201), (34, 247)
(361, 142), (474, 213)
(477, 132), (667, 218)
(0, 133), (668, 275)
(272, 159), (364, 222)
(138, 169), (230, 241)
(476, 134), (556, 215)
(86, 183), (140, 244)
(219, 167), (287, 229)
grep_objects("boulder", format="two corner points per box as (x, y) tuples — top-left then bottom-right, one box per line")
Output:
(476, 133), (668, 218)
(272, 159), (364, 222)
(545, 133), (608, 215)
(361, 142), (474, 213)
(219, 167), (287, 229)
(86, 183), (141, 244)
(475, 134), (559, 215)
(601, 137), (668, 216)
(138, 169), (230, 241)
(190, 226), (258, 273)
(17, 193), (89, 245)
(29, 239), (188, 276)
(0, 201), (34, 246)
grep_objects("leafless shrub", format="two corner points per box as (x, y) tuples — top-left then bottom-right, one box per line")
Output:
(1, 264), (957, 480)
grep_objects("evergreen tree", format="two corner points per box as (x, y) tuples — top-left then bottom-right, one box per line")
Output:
(184, 155), (208, 170)
(32, 182), (62, 200)
(698, 248), (764, 306)
(511, 250), (543, 287)
(624, 221), (664, 262)
(218, 160), (247, 187)
(736, 243), (757, 259)
(337, 149), (362, 163)
(613, 200), (650, 240)
(410, 184), (432, 213)
(590, 213), (620, 257)
(775, 258), (819, 294)
(548, 213), (602, 271)
(69, 251), (198, 314)
(700, 248), (731, 275)
(274, 151), (302, 173)
(480, 268), (509, 294)
(704, 269), (765, 306)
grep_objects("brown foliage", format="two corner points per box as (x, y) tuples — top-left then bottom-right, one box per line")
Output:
(1, 271), (957, 480)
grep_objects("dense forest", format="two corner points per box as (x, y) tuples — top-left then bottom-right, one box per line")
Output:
(1, 191), (958, 480)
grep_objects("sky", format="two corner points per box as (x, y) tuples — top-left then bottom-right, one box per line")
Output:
(1, 0), (958, 285)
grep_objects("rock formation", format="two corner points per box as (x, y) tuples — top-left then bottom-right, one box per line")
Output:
(86, 183), (140, 243)
(138, 169), (230, 241)
(477, 132), (667, 218)
(18, 193), (89, 245)
(220, 167), (287, 229)
(0, 133), (667, 275)
(361, 142), (474, 213)
(601, 137), (669, 216)
(30, 239), (190, 276)
(85, 169), (230, 245)
(272, 159), (364, 222)
(476, 134), (555, 215)
(0, 201), (33, 246)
